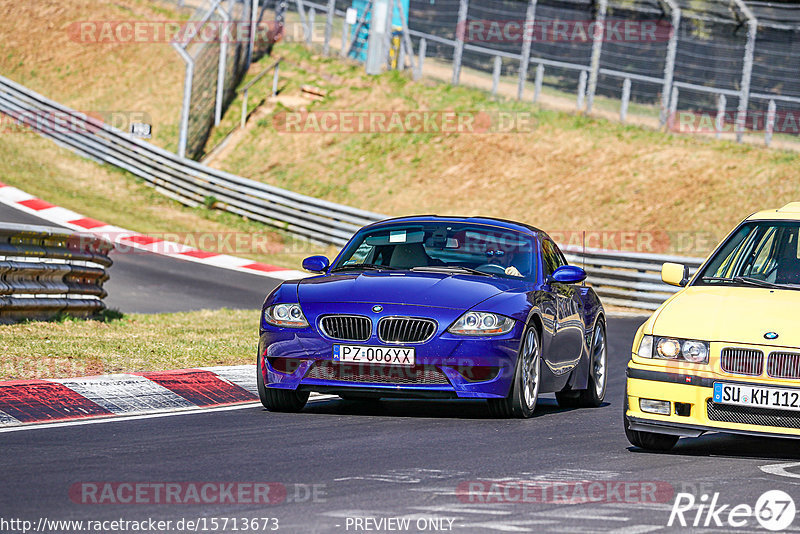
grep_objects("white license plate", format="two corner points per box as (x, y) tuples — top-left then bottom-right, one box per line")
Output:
(713, 382), (800, 411)
(332, 344), (415, 366)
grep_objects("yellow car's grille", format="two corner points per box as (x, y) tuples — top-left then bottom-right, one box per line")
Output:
(767, 352), (800, 380)
(720, 348), (764, 376)
(707, 399), (800, 430)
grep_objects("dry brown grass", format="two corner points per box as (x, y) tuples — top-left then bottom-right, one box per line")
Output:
(0, 0), (184, 149)
(211, 43), (800, 257)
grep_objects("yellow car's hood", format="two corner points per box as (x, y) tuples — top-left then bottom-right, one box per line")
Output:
(652, 285), (800, 348)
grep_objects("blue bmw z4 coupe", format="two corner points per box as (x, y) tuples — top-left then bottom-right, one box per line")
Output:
(257, 216), (607, 418)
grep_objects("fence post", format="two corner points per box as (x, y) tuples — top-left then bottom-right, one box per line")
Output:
(241, 89), (249, 129)
(667, 85), (678, 130)
(517, 0), (538, 100)
(324, 0), (335, 55)
(620, 78), (631, 123)
(715, 94), (726, 139)
(451, 0), (469, 85)
(533, 63), (543, 103)
(415, 38), (427, 81)
(577, 70), (587, 110)
(308, 8), (316, 45)
(342, 19), (350, 56)
(247, 0), (259, 68)
(765, 99), (776, 147)
(735, 10), (758, 143)
(383, 0), (394, 69)
(214, 3), (230, 127)
(272, 63), (280, 97)
(395, 0), (416, 72)
(490, 56), (502, 96)
(172, 43), (193, 159)
(659, 0), (680, 126)
(585, 0), (607, 113)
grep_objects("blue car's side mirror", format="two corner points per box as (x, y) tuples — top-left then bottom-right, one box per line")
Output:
(302, 255), (330, 273)
(550, 265), (587, 284)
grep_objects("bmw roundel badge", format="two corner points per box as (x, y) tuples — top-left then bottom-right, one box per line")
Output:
(372, 305), (383, 313)
(765, 332), (779, 340)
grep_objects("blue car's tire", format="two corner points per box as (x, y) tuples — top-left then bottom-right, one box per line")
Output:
(257, 352), (309, 412)
(555, 319), (608, 408)
(488, 326), (540, 419)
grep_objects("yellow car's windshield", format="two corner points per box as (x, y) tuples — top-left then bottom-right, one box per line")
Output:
(696, 221), (800, 288)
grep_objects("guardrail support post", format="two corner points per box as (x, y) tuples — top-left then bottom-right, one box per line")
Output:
(620, 77), (631, 123)
(491, 56), (501, 96)
(533, 63), (543, 103)
(451, 0), (469, 85)
(585, 0), (607, 113)
(272, 63), (280, 97)
(765, 99), (776, 147)
(517, 0), (538, 100)
(715, 94), (726, 139)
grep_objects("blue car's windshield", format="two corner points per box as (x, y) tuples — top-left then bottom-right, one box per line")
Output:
(333, 223), (537, 280)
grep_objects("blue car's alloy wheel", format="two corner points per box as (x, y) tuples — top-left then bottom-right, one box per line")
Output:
(488, 326), (541, 419)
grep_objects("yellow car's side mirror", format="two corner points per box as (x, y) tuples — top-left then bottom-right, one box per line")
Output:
(661, 262), (689, 287)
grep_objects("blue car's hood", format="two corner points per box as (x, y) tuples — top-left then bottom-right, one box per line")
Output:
(297, 272), (523, 310)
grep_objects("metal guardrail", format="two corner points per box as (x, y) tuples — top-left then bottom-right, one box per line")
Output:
(0, 75), (383, 246)
(0, 74), (705, 311)
(563, 247), (704, 311)
(0, 224), (113, 322)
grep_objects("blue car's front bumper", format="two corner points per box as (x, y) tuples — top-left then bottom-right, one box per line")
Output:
(259, 303), (525, 399)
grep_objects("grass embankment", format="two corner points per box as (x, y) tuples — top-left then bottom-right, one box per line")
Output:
(0, 309), (256, 380)
(210, 42), (800, 257)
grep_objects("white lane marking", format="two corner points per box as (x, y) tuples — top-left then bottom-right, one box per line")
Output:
(0, 402), (262, 433)
(0, 392), (333, 433)
(457, 519), (557, 532)
(604, 526), (663, 534)
(760, 462), (800, 479)
(412, 504), (513, 516)
(49, 374), (195, 413)
(335, 468), (468, 484)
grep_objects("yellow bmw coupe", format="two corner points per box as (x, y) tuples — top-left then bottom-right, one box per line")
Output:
(625, 203), (800, 450)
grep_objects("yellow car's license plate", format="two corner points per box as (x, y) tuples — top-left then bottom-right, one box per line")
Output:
(713, 382), (800, 411)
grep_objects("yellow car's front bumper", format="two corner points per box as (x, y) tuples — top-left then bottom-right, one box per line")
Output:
(625, 361), (800, 440)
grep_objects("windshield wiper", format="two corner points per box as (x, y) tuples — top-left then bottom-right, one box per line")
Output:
(331, 263), (398, 272)
(410, 266), (492, 277)
(733, 276), (791, 289)
(700, 275), (795, 290)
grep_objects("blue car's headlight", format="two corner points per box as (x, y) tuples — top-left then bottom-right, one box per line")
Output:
(264, 303), (309, 328)
(448, 312), (515, 336)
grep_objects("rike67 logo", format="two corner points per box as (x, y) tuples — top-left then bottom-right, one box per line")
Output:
(669, 490), (796, 531)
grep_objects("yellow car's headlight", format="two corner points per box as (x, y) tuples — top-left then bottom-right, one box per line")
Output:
(637, 335), (709, 364)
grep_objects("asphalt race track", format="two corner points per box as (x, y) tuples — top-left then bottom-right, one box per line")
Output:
(3, 204), (800, 533)
(0, 204), (279, 313)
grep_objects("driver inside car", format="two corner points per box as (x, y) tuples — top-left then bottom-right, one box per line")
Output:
(485, 249), (523, 278)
